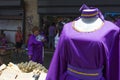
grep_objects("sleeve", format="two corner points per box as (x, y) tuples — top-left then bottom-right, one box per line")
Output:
(46, 28), (68, 80)
(28, 36), (33, 56)
(109, 29), (119, 80)
(102, 29), (119, 80)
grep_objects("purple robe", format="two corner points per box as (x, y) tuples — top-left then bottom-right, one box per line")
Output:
(119, 35), (120, 80)
(46, 21), (119, 80)
(28, 34), (43, 64)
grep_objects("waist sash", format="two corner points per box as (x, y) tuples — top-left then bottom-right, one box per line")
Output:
(67, 64), (103, 80)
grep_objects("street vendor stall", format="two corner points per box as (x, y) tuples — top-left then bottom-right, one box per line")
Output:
(0, 61), (47, 80)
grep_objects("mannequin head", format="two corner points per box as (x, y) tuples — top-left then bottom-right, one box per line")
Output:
(81, 8), (99, 18)
(79, 4), (104, 21)
(79, 8), (102, 24)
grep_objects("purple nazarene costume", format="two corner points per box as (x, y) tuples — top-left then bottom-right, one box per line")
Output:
(28, 34), (43, 64)
(46, 4), (120, 80)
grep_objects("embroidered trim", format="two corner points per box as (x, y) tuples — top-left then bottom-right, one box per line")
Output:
(81, 12), (98, 17)
(67, 68), (99, 76)
(72, 21), (104, 33)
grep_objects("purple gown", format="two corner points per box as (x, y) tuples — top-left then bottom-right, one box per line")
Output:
(46, 21), (119, 80)
(28, 34), (43, 64)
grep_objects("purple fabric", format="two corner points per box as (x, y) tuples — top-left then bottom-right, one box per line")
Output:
(119, 35), (120, 79)
(115, 19), (120, 27)
(28, 34), (43, 64)
(79, 4), (89, 13)
(46, 21), (119, 80)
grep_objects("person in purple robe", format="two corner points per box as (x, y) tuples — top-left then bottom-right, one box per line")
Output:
(46, 4), (119, 80)
(28, 26), (44, 64)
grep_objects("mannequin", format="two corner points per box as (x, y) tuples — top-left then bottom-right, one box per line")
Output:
(46, 4), (119, 80)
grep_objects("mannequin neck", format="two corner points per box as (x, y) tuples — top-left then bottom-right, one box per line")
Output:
(81, 17), (99, 24)
(73, 17), (104, 32)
